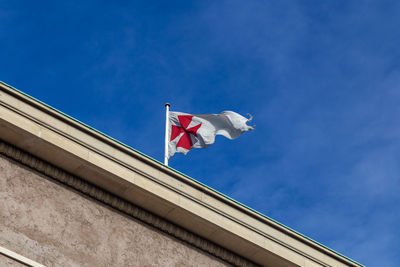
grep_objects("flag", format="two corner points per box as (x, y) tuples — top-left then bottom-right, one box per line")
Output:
(167, 111), (254, 158)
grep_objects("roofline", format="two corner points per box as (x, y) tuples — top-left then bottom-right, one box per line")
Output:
(0, 80), (364, 266)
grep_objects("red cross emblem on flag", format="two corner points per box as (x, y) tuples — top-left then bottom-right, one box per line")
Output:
(170, 115), (202, 150)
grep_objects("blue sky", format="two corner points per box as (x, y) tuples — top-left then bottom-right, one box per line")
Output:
(1, 1), (399, 266)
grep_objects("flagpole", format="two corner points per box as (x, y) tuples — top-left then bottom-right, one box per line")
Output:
(164, 103), (170, 166)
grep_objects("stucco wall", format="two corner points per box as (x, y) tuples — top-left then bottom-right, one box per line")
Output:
(0, 253), (27, 267)
(0, 155), (231, 267)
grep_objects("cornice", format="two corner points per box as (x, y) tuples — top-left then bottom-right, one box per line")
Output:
(0, 81), (364, 267)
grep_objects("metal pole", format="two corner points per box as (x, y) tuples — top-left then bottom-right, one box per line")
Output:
(164, 103), (170, 165)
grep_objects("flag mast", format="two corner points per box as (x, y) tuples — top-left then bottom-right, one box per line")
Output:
(164, 103), (170, 166)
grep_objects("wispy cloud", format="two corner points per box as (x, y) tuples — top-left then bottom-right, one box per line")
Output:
(1, 1), (399, 266)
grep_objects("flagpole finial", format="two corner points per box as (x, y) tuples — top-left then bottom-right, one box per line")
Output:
(165, 102), (170, 107)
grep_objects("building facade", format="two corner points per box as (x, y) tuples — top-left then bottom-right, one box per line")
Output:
(0, 82), (363, 267)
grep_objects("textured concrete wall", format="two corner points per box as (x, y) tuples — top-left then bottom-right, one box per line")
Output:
(0, 155), (231, 267)
(0, 253), (26, 267)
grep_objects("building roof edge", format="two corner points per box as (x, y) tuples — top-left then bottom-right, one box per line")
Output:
(0, 81), (364, 267)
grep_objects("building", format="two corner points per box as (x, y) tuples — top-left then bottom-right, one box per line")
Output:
(0, 81), (363, 266)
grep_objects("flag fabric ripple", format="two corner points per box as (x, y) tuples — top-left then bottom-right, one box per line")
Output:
(168, 111), (254, 158)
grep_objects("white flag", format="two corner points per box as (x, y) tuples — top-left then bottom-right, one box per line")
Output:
(168, 111), (254, 158)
